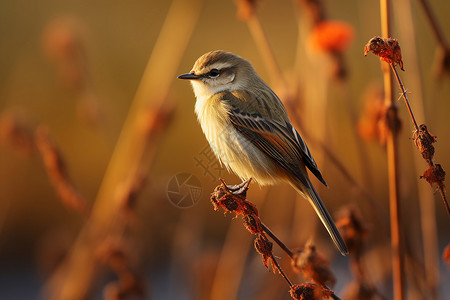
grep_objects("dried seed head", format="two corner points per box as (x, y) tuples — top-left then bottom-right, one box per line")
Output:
(254, 234), (274, 270)
(292, 242), (336, 287)
(421, 164), (445, 186)
(290, 283), (336, 300)
(412, 124), (436, 163)
(336, 206), (369, 258)
(243, 214), (262, 234)
(357, 85), (387, 145)
(364, 36), (404, 70)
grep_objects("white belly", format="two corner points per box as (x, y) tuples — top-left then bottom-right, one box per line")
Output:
(195, 96), (279, 185)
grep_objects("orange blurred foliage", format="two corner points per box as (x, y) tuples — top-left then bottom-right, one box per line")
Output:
(309, 21), (354, 53)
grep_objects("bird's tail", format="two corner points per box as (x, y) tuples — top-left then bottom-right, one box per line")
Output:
(292, 180), (348, 256)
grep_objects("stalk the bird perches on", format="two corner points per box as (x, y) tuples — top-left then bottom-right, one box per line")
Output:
(178, 50), (348, 255)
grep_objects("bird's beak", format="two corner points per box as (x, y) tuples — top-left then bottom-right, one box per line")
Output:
(177, 72), (200, 80)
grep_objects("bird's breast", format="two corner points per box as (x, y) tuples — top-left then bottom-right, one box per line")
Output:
(194, 94), (279, 185)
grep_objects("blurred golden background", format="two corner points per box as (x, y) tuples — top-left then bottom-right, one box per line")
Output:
(0, 0), (449, 299)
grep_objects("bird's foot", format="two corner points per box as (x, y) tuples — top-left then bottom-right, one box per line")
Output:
(219, 178), (253, 197)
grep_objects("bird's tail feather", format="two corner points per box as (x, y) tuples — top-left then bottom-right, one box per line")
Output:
(292, 181), (348, 256)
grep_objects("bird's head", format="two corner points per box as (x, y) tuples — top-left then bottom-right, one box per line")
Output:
(178, 50), (256, 100)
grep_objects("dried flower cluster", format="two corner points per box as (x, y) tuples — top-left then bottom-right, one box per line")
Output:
(96, 238), (145, 300)
(210, 179), (342, 299)
(210, 179), (278, 271)
(365, 36), (448, 216)
(412, 125), (449, 215)
(336, 207), (384, 299)
(357, 86), (389, 145)
(292, 242), (336, 287)
(290, 283), (339, 300)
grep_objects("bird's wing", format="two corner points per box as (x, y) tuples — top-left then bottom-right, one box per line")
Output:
(220, 91), (327, 187)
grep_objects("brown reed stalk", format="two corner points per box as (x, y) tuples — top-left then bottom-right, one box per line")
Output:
(380, 1), (405, 299)
(235, 0), (289, 92)
(44, 0), (203, 299)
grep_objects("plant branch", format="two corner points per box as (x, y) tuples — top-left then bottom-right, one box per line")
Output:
(261, 222), (294, 259)
(390, 64), (419, 131)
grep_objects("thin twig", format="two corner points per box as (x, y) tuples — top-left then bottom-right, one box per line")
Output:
(261, 222), (294, 259)
(245, 14), (289, 91)
(272, 255), (293, 287)
(390, 64), (419, 131)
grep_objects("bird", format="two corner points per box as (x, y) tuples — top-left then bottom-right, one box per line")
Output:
(178, 50), (348, 255)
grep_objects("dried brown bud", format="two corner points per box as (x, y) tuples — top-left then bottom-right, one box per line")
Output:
(254, 234), (274, 270)
(335, 207), (368, 258)
(357, 85), (387, 145)
(412, 124), (436, 163)
(364, 36), (404, 70)
(292, 242), (336, 287)
(421, 164), (445, 186)
(243, 214), (263, 234)
(421, 164), (449, 216)
(210, 179), (258, 216)
(290, 283), (338, 300)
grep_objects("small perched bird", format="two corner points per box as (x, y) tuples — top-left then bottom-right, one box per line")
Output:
(178, 50), (348, 255)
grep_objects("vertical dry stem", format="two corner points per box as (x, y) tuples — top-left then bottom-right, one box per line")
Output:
(380, 1), (404, 299)
(245, 14), (289, 92)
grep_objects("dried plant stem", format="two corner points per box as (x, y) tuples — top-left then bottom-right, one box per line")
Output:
(245, 14), (289, 91)
(45, 1), (203, 299)
(209, 190), (269, 300)
(261, 222), (294, 259)
(390, 65), (419, 130)
(380, 1), (405, 300)
(273, 257), (293, 287)
(395, 1), (440, 297)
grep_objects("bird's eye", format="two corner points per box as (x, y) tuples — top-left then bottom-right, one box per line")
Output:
(208, 69), (220, 78)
